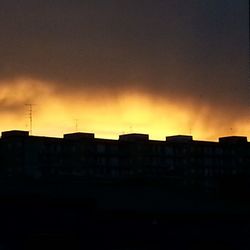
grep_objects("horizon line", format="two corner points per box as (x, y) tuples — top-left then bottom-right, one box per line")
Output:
(0, 129), (249, 143)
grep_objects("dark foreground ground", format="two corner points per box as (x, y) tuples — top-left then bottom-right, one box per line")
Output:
(0, 182), (249, 250)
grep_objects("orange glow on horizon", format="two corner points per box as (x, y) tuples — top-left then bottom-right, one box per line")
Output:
(0, 78), (249, 141)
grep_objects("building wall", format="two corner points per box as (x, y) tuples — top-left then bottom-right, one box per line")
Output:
(0, 131), (249, 193)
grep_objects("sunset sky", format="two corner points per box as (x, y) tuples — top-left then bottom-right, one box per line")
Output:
(0, 0), (249, 140)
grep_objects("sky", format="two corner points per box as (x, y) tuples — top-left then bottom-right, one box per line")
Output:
(0, 0), (249, 140)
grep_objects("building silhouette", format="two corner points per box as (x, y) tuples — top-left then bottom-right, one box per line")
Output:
(0, 130), (249, 194)
(0, 130), (250, 249)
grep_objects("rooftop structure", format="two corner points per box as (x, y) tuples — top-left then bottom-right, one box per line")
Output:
(64, 132), (95, 140)
(219, 136), (248, 144)
(1, 130), (29, 138)
(165, 135), (193, 142)
(119, 133), (149, 142)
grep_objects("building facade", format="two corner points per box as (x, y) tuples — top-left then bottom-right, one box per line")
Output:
(0, 130), (249, 192)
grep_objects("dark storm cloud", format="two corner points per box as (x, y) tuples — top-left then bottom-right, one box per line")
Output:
(0, 0), (249, 114)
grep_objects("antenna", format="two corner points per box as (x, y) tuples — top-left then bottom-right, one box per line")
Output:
(25, 104), (35, 135)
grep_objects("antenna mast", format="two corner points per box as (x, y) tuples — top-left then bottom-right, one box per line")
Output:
(25, 104), (34, 135)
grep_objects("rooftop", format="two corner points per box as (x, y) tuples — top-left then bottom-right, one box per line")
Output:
(0, 130), (249, 143)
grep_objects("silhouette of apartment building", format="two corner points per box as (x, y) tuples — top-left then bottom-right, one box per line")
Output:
(0, 130), (249, 192)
